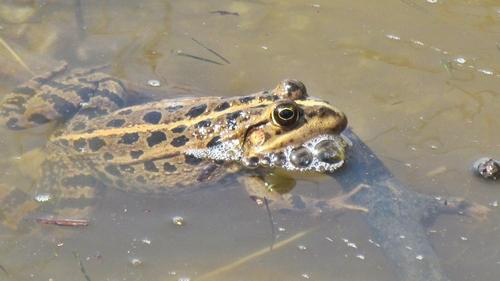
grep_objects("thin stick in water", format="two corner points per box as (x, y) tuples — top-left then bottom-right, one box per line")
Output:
(176, 51), (224, 65)
(73, 251), (92, 281)
(196, 228), (316, 281)
(191, 37), (230, 64)
(0, 36), (33, 75)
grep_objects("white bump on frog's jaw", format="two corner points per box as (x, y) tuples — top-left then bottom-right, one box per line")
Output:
(265, 134), (350, 173)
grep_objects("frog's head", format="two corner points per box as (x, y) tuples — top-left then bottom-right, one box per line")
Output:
(186, 79), (348, 173)
(239, 80), (348, 173)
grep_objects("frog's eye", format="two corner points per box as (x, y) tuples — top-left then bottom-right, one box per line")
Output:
(272, 101), (300, 127)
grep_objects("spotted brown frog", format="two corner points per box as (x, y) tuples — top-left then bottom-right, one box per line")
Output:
(0, 65), (362, 232)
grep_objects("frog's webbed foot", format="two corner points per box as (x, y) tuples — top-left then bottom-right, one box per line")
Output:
(280, 184), (369, 216)
(241, 175), (368, 216)
(427, 196), (490, 221)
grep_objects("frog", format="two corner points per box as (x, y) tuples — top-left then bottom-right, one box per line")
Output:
(0, 64), (365, 233)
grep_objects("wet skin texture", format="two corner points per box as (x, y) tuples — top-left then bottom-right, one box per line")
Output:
(0, 65), (354, 234)
(0, 65), (489, 281)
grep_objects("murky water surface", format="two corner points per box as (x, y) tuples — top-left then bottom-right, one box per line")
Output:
(0, 1), (499, 280)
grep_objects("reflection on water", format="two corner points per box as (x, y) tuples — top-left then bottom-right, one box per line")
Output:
(0, 0), (499, 280)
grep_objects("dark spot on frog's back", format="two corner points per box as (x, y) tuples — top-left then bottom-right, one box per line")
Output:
(171, 125), (186, 133)
(206, 136), (221, 147)
(214, 101), (230, 112)
(185, 154), (203, 165)
(130, 150), (144, 159)
(163, 162), (177, 172)
(136, 175), (146, 184)
(185, 104), (207, 118)
(119, 132), (139, 144)
(79, 107), (107, 119)
(105, 165), (121, 177)
(73, 138), (87, 151)
(48, 94), (78, 117)
(226, 111), (242, 123)
(103, 152), (114, 160)
(28, 113), (50, 125)
(12, 86), (36, 96)
(72, 122), (86, 131)
(147, 131), (167, 147)
(239, 96), (255, 103)
(89, 137), (106, 152)
(106, 119), (126, 128)
(195, 119), (211, 128)
(118, 109), (133, 115)
(144, 161), (159, 172)
(143, 111), (162, 124)
(119, 164), (135, 173)
(171, 135), (189, 147)
(166, 105), (183, 112)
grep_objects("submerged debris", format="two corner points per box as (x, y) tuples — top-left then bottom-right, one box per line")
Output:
(473, 157), (500, 180)
(36, 218), (89, 227)
(210, 10), (239, 16)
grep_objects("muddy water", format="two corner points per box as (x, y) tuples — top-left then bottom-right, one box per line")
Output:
(0, 1), (499, 280)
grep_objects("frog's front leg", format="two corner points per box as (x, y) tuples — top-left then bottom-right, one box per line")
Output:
(239, 174), (368, 215)
(0, 64), (127, 130)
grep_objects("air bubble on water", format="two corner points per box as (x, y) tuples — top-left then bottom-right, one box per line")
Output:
(147, 80), (161, 87)
(478, 69), (494, 76)
(347, 242), (357, 249)
(35, 194), (51, 202)
(129, 257), (143, 266)
(172, 216), (185, 226)
(386, 34), (401, 41)
(297, 245), (307, 251)
(356, 254), (365, 260)
(455, 57), (466, 64)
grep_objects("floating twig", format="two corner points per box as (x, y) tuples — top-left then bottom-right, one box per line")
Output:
(191, 37), (230, 64)
(36, 218), (89, 227)
(210, 10), (240, 16)
(0, 36), (33, 75)
(196, 228), (316, 281)
(176, 50), (224, 65)
(73, 251), (92, 281)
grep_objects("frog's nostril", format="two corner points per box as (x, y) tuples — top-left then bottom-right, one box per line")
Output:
(290, 146), (313, 168)
(314, 140), (344, 165)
